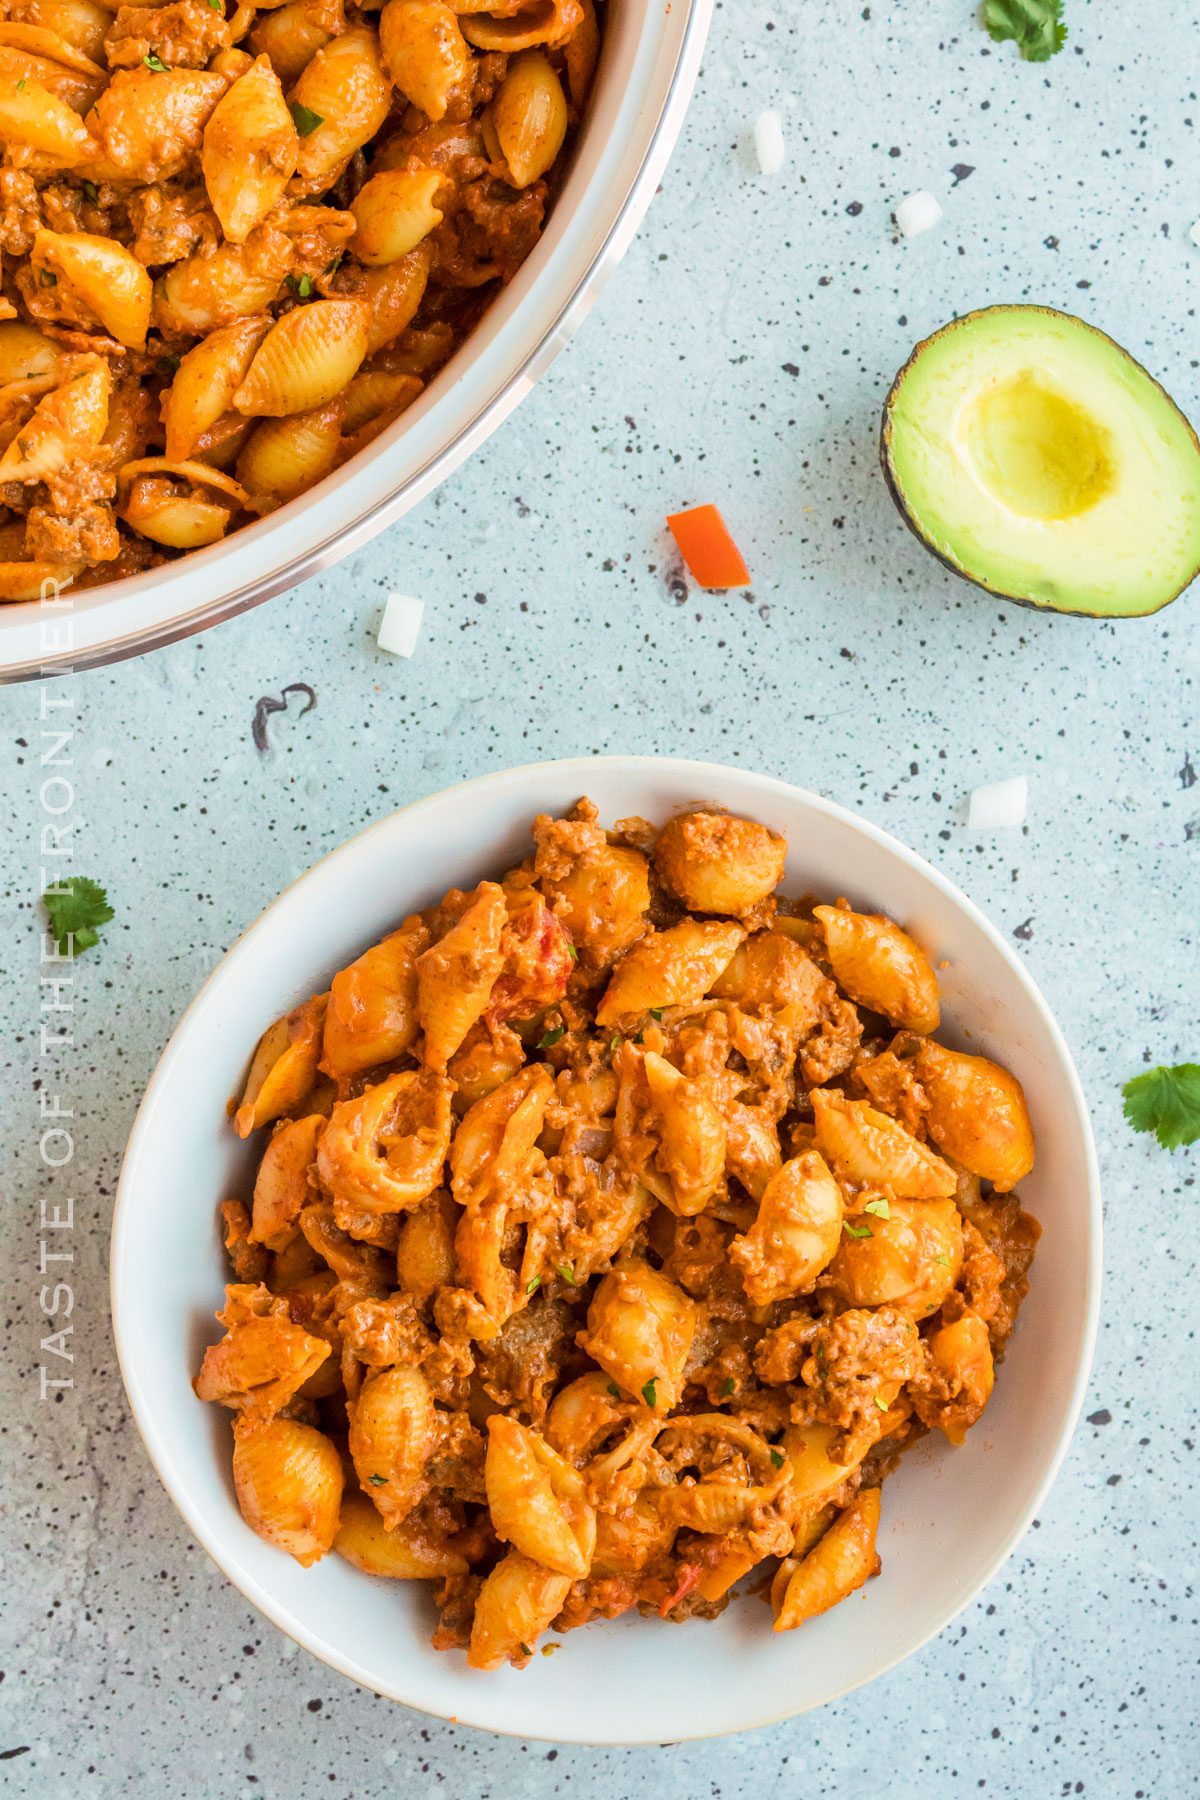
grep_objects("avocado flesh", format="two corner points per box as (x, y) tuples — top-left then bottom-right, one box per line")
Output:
(881, 306), (1200, 617)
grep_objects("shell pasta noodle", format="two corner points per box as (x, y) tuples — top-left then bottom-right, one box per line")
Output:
(0, 0), (601, 593)
(195, 800), (1040, 1667)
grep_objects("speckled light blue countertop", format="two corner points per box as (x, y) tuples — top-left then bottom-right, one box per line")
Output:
(2, 1), (1197, 1793)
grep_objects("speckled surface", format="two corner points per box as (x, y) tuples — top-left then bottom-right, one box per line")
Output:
(2, 1), (1199, 1793)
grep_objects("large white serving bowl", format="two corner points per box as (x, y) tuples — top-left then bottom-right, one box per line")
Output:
(0, 0), (712, 682)
(112, 756), (1101, 1744)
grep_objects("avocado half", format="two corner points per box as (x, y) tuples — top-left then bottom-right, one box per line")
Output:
(880, 305), (1200, 617)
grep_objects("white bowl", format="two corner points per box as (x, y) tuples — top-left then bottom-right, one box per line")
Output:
(0, 1), (712, 681)
(112, 756), (1101, 1744)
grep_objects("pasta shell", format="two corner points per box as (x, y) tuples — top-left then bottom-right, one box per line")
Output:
(378, 0), (470, 122)
(249, 0), (340, 89)
(563, 0), (598, 109)
(236, 396), (344, 501)
(460, 0), (580, 53)
(155, 232), (290, 335)
(360, 240), (432, 354)
(232, 1414), (343, 1567)
(350, 166), (444, 265)
(83, 66), (226, 182)
(288, 26), (390, 192)
(0, 354), (109, 480)
(201, 54), (298, 244)
(233, 298), (371, 416)
(32, 226), (151, 348)
(0, 72), (96, 166)
(9, 0), (115, 62)
(489, 49), (566, 187)
(341, 367), (423, 434)
(162, 314), (271, 460)
(0, 35), (105, 111)
(0, 558), (83, 600)
(120, 486), (233, 548)
(0, 320), (64, 384)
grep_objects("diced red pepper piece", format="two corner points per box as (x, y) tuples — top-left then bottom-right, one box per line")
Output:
(666, 503), (751, 590)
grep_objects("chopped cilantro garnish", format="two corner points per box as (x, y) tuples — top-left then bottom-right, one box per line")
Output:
(609, 1036), (621, 1052)
(982, 0), (1066, 62)
(43, 876), (113, 956)
(290, 100), (324, 136)
(368, 1473), (387, 1486)
(143, 52), (168, 71)
(641, 1377), (658, 1407)
(648, 1007), (663, 1021)
(633, 1031), (644, 1045)
(1123, 1062), (1200, 1151)
(38, 269), (56, 287)
(326, 252), (343, 275)
(157, 353), (181, 379)
(606, 1381), (620, 1399)
(81, 179), (99, 203)
(934, 1253), (951, 1267)
(567, 941), (578, 962)
(537, 1024), (565, 1048)
(720, 1376), (735, 1398)
(843, 1220), (872, 1239)
(525, 1275), (541, 1295)
(16, 77), (25, 90)
(769, 1448), (784, 1468)
(286, 272), (314, 300)
(518, 1642), (532, 1657)
(555, 1263), (577, 1285)
(863, 1197), (891, 1218)
(874, 1395), (889, 1413)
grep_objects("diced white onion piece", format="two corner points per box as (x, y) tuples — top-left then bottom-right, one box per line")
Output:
(1189, 219), (1200, 249)
(377, 593), (424, 658)
(895, 190), (943, 238)
(754, 110), (785, 175)
(968, 776), (1028, 830)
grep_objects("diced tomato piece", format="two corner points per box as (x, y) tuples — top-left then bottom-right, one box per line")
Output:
(665, 503), (751, 589)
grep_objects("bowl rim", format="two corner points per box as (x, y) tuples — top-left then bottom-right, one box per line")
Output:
(0, 0), (715, 684)
(111, 754), (1103, 1742)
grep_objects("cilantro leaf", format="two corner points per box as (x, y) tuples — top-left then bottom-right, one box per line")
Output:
(863, 1197), (891, 1218)
(769, 1448), (784, 1468)
(142, 51), (168, 71)
(982, 0), (1066, 62)
(843, 1220), (872, 1239)
(290, 100), (324, 136)
(720, 1376), (735, 1398)
(1123, 1063), (1200, 1151)
(641, 1376), (658, 1407)
(606, 1381), (620, 1398)
(555, 1263), (577, 1285)
(81, 179), (99, 203)
(525, 1274), (541, 1295)
(648, 1007), (663, 1021)
(368, 1473), (387, 1486)
(537, 1024), (565, 1048)
(874, 1394), (889, 1413)
(43, 877), (113, 956)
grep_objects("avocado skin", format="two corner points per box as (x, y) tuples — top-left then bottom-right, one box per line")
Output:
(878, 303), (1200, 619)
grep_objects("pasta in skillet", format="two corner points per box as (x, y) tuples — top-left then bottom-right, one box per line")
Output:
(0, 0), (601, 595)
(196, 801), (1040, 1667)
